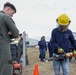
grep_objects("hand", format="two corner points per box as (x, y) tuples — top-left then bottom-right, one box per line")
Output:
(58, 48), (64, 53)
(8, 31), (12, 35)
(69, 52), (73, 57)
(73, 50), (76, 57)
(66, 52), (73, 58)
(66, 53), (70, 58)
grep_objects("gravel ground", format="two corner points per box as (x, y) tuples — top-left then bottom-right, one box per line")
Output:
(22, 47), (76, 75)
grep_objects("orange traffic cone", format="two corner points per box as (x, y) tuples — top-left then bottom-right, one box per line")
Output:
(33, 64), (39, 75)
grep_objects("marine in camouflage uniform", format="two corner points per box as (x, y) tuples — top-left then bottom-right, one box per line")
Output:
(0, 2), (19, 75)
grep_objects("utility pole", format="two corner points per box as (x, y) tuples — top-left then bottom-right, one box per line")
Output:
(23, 31), (27, 67)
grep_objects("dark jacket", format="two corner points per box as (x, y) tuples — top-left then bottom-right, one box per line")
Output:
(38, 40), (47, 50)
(18, 38), (23, 55)
(48, 42), (53, 50)
(51, 28), (76, 53)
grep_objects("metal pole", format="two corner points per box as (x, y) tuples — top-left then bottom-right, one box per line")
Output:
(23, 31), (26, 67)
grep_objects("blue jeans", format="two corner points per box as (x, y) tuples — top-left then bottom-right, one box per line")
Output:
(40, 48), (46, 61)
(53, 54), (70, 75)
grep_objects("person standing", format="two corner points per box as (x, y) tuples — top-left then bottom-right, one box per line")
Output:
(48, 41), (53, 58)
(38, 36), (47, 62)
(18, 34), (24, 57)
(18, 33), (29, 65)
(50, 13), (76, 75)
(0, 2), (19, 75)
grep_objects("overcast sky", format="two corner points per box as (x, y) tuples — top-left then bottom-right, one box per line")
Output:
(0, 0), (76, 41)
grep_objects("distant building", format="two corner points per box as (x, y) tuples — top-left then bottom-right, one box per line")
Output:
(27, 38), (38, 47)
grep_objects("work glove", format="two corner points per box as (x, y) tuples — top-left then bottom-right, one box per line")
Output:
(58, 48), (64, 54)
(66, 52), (73, 58)
(73, 50), (76, 57)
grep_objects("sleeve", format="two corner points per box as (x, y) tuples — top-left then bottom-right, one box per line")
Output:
(50, 29), (59, 53)
(4, 15), (19, 38)
(69, 31), (76, 50)
(51, 29), (59, 48)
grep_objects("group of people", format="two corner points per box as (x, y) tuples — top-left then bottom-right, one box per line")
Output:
(11, 33), (29, 64)
(0, 2), (76, 75)
(38, 13), (76, 75)
(18, 34), (29, 65)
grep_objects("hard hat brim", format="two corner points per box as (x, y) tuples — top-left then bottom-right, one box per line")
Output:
(58, 21), (69, 26)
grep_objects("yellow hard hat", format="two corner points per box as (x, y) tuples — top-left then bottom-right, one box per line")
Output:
(57, 13), (71, 25)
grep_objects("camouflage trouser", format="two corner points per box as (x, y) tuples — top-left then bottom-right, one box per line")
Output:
(0, 40), (13, 75)
(0, 64), (13, 75)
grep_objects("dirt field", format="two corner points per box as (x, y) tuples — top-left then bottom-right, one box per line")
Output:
(22, 47), (76, 75)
